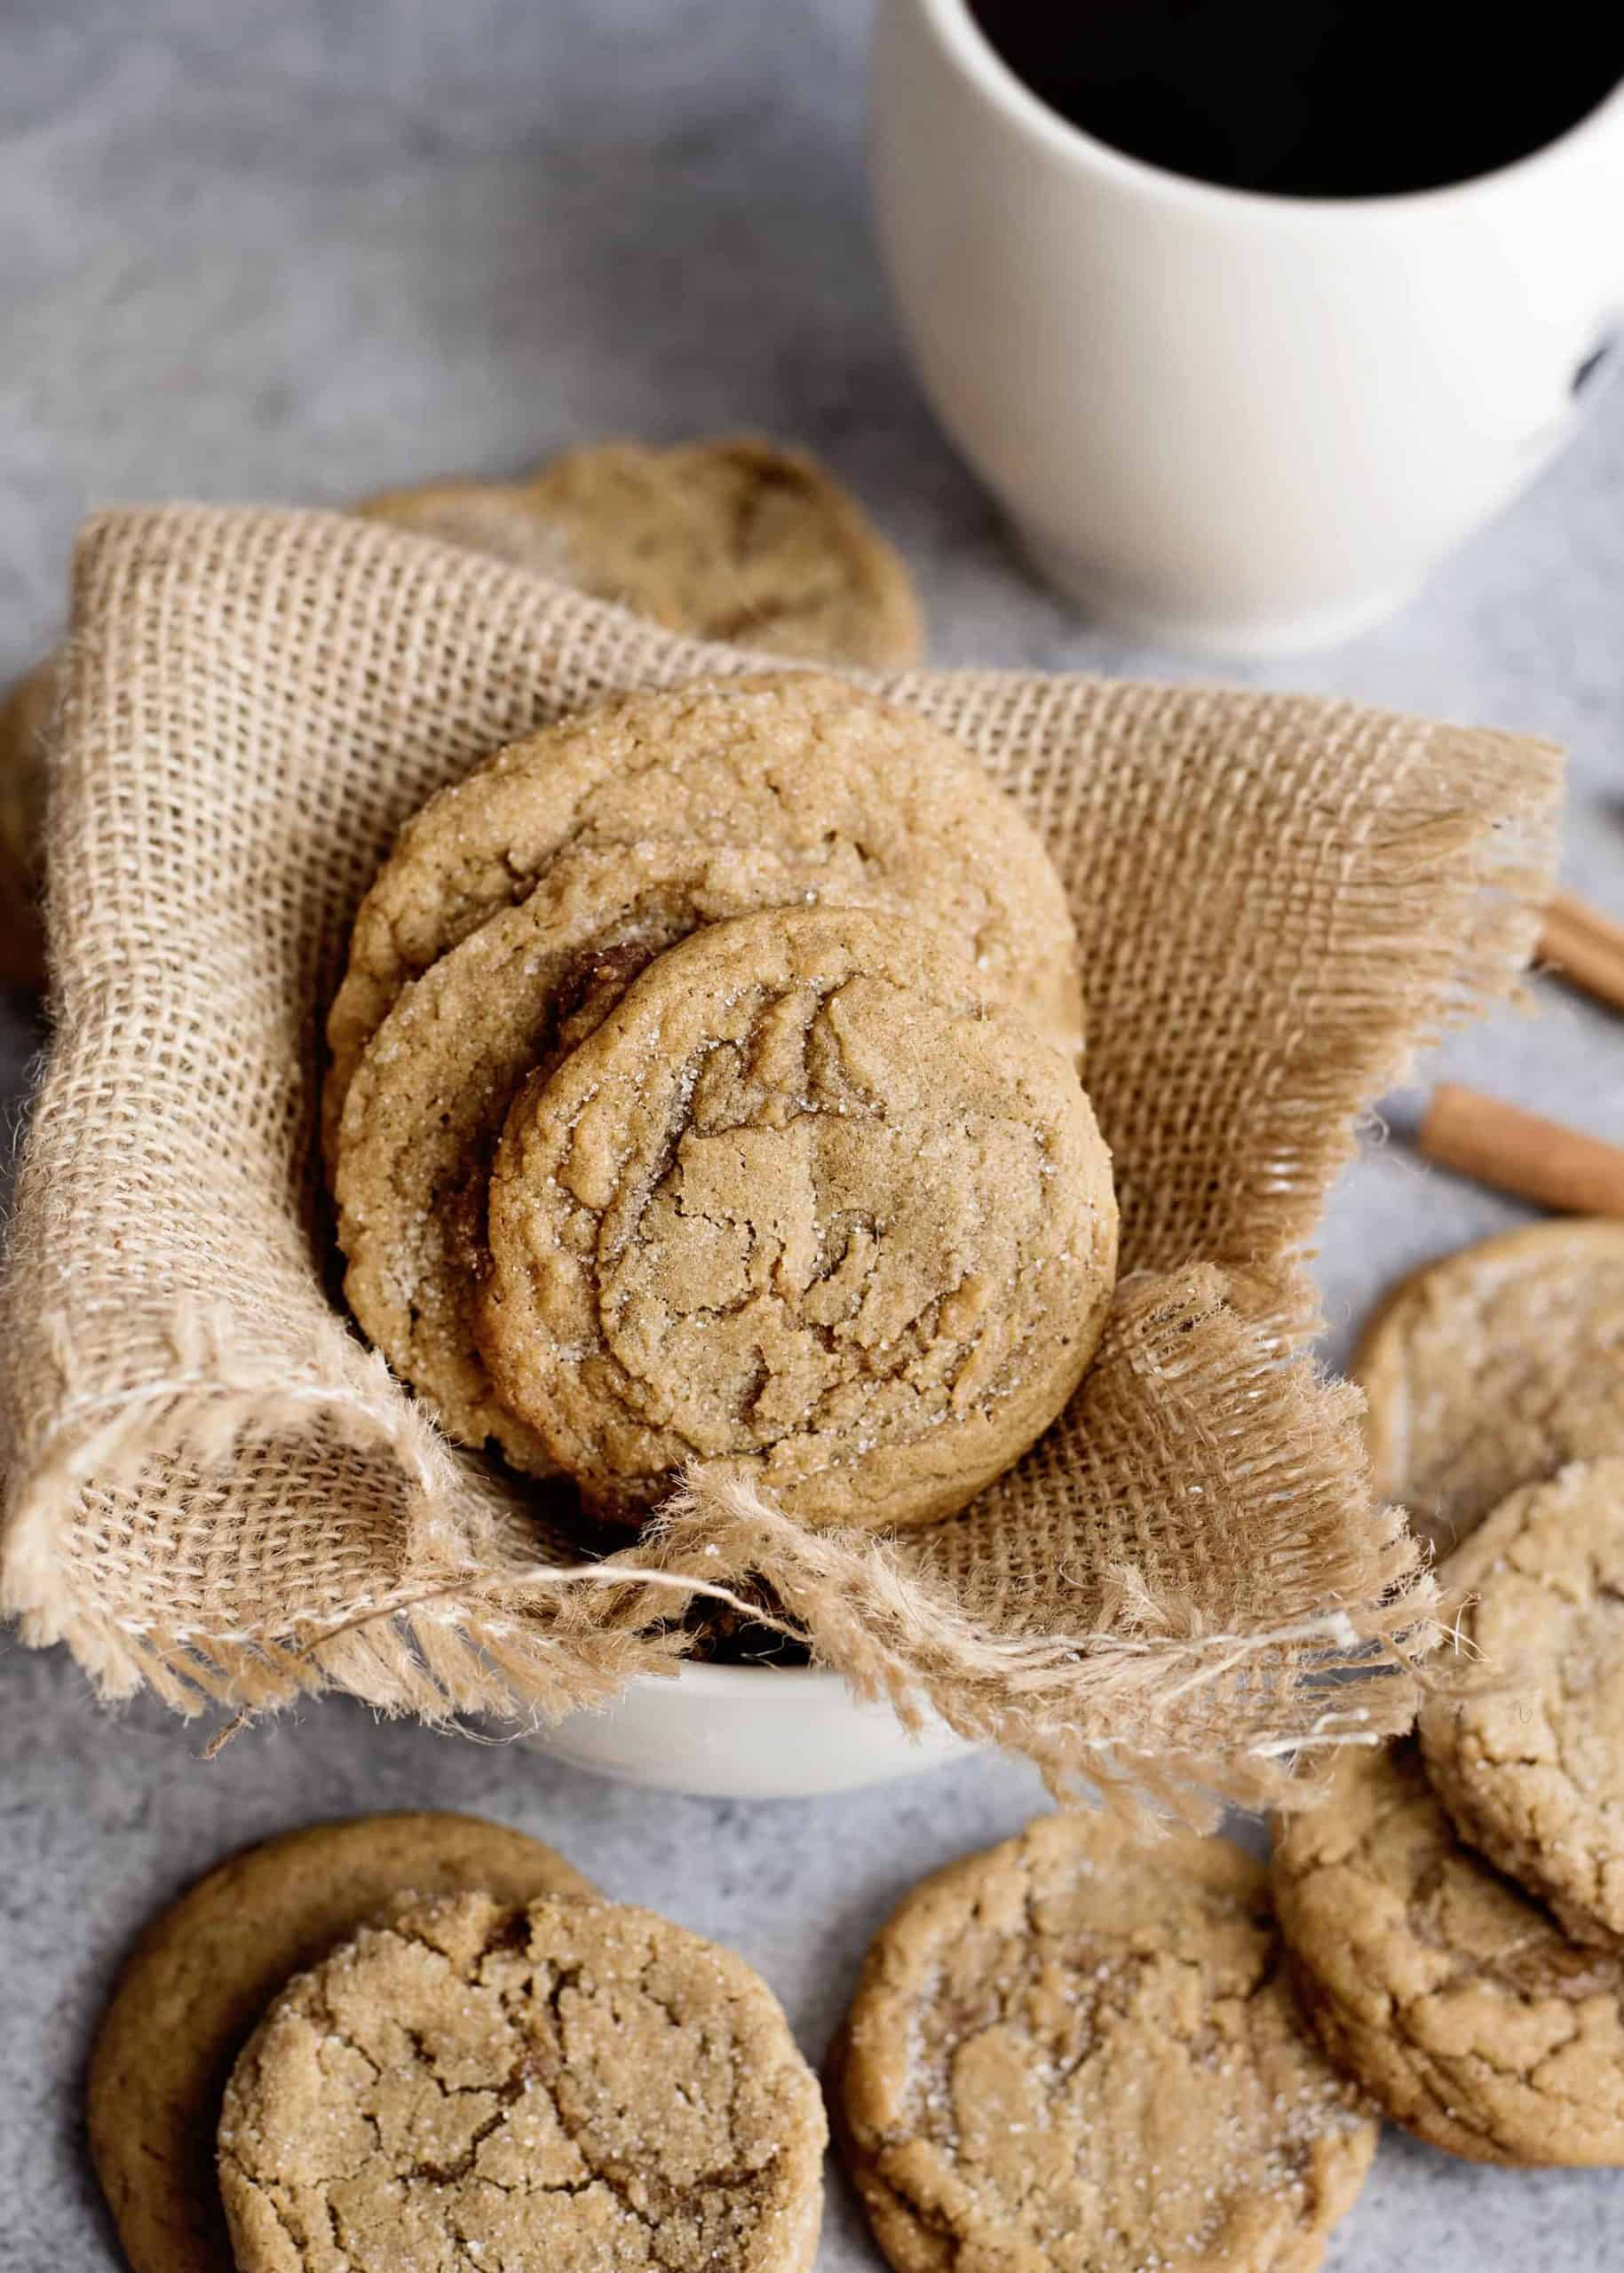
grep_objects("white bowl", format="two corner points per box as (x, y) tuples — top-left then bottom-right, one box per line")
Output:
(526, 1661), (978, 1800)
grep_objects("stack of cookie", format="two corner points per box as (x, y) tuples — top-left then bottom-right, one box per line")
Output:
(90, 1813), (827, 2273)
(327, 673), (1118, 1532)
(1271, 1224), (1624, 2166)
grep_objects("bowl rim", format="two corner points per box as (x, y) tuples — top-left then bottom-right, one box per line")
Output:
(647, 1658), (844, 1693)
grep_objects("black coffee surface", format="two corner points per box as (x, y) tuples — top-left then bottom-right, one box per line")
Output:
(968, 4), (1621, 197)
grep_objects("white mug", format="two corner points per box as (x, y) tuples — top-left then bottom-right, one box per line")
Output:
(869, 0), (1624, 656)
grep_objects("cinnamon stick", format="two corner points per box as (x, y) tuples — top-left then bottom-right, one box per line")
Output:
(1418, 1084), (1624, 1217)
(1539, 891), (1624, 1014)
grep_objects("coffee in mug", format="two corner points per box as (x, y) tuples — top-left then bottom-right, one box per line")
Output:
(968, 2), (1622, 197)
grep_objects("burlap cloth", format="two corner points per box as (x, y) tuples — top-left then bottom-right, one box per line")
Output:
(0, 506), (1563, 1802)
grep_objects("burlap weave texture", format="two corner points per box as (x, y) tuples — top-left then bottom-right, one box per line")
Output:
(0, 506), (1563, 1798)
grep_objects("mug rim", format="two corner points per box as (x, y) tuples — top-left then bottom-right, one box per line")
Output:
(917, 0), (1624, 219)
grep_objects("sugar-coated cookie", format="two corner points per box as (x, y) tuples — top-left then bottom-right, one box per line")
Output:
(88, 1812), (594, 2273)
(836, 1813), (1375, 2273)
(1354, 1221), (1624, 1557)
(325, 674), (1085, 1160)
(333, 840), (878, 1470)
(1273, 1742), (1624, 2166)
(218, 1890), (826, 2273)
(477, 906), (1114, 1528)
(1420, 1460), (1624, 1947)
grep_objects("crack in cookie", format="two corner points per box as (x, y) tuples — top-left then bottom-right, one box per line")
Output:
(1420, 1460), (1624, 1948)
(218, 1890), (826, 2273)
(835, 1813), (1375, 2273)
(88, 1813), (594, 2273)
(475, 907), (1116, 1530)
(324, 675), (1085, 1163)
(1272, 1739), (1624, 2165)
(1354, 1221), (1624, 1557)
(333, 839), (895, 1471)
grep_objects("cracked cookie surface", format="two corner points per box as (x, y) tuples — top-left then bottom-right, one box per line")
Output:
(89, 1813), (594, 2273)
(218, 1890), (826, 2273)
(324, 674), (1084, 1160)
(476, 907), (1116, 1531)
(835, 1813), (1375, 2273)
(1272, 1740), (1624, 2165)
(1354, 1221), (1624, 1558)
(333, 840), (914, 1473)
(1419, 1460), (1624, 1948)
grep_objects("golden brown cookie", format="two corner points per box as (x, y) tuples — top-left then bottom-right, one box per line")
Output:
(361, 435), (923, 672)
(218, 1889), (826, 2273)
(357, 478), (574, 578)
(1354, 1220), (1624, 1558)
(325, 673), (1084, 1162)
(88, 1812), (594, 2273)
(524, 433), (923, 668)
(477, 906), (1114, 1529)
(1419, 1460), (1624, 1947)
(1272, 1740), (1624, 2165)
(334, 839), (907, 1472)
(835, 1814), (1376, 2273)
(0, 654), (57, 991)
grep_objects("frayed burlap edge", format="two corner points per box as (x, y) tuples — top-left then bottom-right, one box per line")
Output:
(4, 1264), (1436, 1814)
(0, 505), (1564, 1808)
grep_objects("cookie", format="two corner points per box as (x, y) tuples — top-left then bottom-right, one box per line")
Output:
(362, 435), (923, 673)
(834, 1814), (1376, 2273)
(524, 433), (923, 668)
(218, 1889), (826, 2273)
(0, 654), (57, 991)
(5, 439), (918, 1001)
(477, 905), (1113, 1528)
(325, 673), (1084, 1160)
(357, 478), (574, 579)
(1419, 1460), (1624, 1947)
(88, 1812), (594, 2273)
(1354, 1220), (1624, 1557)
(334, 840), (885, 1471)
(1272, 1740), (1624, 2165)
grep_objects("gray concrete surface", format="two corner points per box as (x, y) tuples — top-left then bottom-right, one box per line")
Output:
(1, 3), (1620, 2264)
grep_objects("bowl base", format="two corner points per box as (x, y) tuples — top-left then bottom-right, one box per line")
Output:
(522, 1665), (978, 1800)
